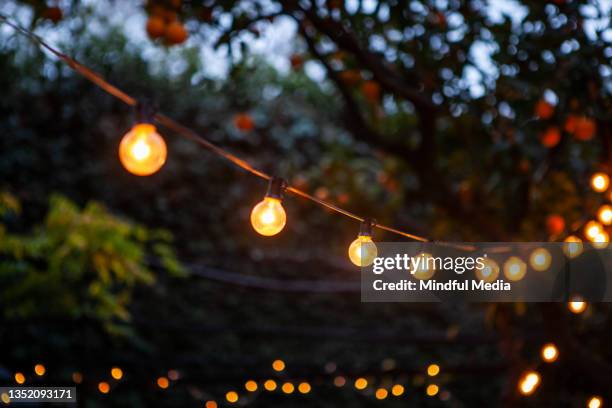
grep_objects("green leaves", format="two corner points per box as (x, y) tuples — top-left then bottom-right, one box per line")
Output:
(0, 192), (184, 327)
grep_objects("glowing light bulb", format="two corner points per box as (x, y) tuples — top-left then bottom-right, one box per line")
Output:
(225, 391), (239, 403)
(588, 396), (603, 408)
(518, 371), (540, 396)
(281, 383), (294, 394)
(245, 380), (258, 392)
(427, 364), (440, 376)
(598, 205), (612, 225)
(354, 378), (368, 390)
(568, 297), (587, 314)
(413, 252), (436, 280)
(563, 236), (583, 258)
(375, 388), (388, 400)
(348, 219), (378, 267)
(272, 359), (285, 372)
(111, 367), (123, 380)
(14, 373), (25, 384)
(591, 172), (609, 192)
(391, 384), (404, 396)
(34, 364), (45, 376)
(119, 123), (167, 176)
(541, 343), (558, 363)
(529, 248), (552, 271)
(585, 221), (603, 240)
(426, 384), (439, 397)
(476, 258), (500, 282)
(298, 382), (311, 394)
(503, 256), (527, 281)
(251, 178), (287, 236)
(264, 380), (277, 391)
(593, 230), (609, 249)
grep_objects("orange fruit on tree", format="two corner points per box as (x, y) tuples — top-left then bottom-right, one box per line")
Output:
(165, 21), (188, 45)
(146, 16), (166, 39)
(361, 80), (381, 102)
(234, 113), (254, 132)
(573, 116), (596, 141)
(546, 214), (565, 235)
(42, 6), (63, 23)
(534, 99), (554, 119)
(540, 127), (561, 148)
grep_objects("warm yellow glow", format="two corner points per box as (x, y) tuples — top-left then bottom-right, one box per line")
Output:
(588, 396), (603, 408)
(110, 367), (123, 380)
(568, 298), (587, 314)
(225, 391), (238, 403)
(348, 235), (378, 267)
(205, 401), (218, 408)
(541, 343), (559, 363)
(592, 230), (609, 248)
(34, 364), (45, 376)
(475, 258), (499, 282)
(585, 220), (604, 240)
(264, 380), (277, 391)
(598, 205), (612, 225)
(119, 123), (167, 176)
(518, 371), (540, 395)
(72, 372), (83, 384)
(375, 388), (388, 400)
(391, 384), (405, 396)
(272, 359), (286, 372)
(413, 252), (436, 280)
(14, 373), (25, 384)
(503, 256), (527, 281)
(157, 377), (169, 389)
(98, 382), (110, 394)
(426, 384), (439, 396)
(0, 393), (9, 404)
(591, 172), (609, 192)
(298, 382), (311, 394)
(281, 382), (295, 394)
(529, 248), (552, 271)
(334, 376), (346, 387)
(563, 236), (584, 258)
(427, 364), (440, 376)
(354, 377), (368, 390)
(251, 197), (286, 236)
(245, 380), (258, 392)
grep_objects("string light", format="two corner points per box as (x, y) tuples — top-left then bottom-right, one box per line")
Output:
(597, 205), (612, 225)
(167, 369), (180, 381)
(34, 364), (46, 376)
(563, 236), (584, 258)
(503, 256), (527, 281)
(588, 396), (603, 408)
(592, 230), (609, 249)
(375, 388), (388, 400)
(72, 372), (83, 384)
(157, 377), (169, 389)
(119, 113), (167, 176)
(585, 221), (603, 240)
(348, 219), (378, 267)
(354, 378), (368, 390)
(251, 178), (287, 236)
(590, 172), (609, 192)
(529, 248), (552, 271)
(568, 297), (587, 314)
(413, 252), (436, 280)
(205, 401), (218, 408)
(518, 371), (540, 396)
(426, 384), (439, 397)
(0, 393), (9, 404)
(541, 343), (559, 363)
(427, 364), (440, 377)
(264, 379), (277, 391)
(333, 376), (346, 387)
(281, 382), (295, 394)
(298, 382), (311, 394)
(98, 382), (110, 394)
(272, 359), (286, 372)
(14, 372), (25, 384)
(110, 367), (123, 380)
(391, 384), (405, 396)
(225, 391), (239, 403)
(475, 258), (499, 282)
(245, 380), (258, 392)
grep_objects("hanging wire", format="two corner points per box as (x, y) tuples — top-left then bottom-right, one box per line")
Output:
(0, 13), (475, 247)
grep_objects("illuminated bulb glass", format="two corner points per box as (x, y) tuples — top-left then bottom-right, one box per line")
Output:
(591, 172), (609, 192)
(568, 297), (587, 314)
(348, 235), (378, 266)
(427, 364), (440, 376)
(111, 367), (123, 380)
(14, 373), (25, 384)
(272, 359), (285, 372)
(413, 252), (436, 280)
(281, 383), (294, 394)
(225, 391), (238, 403)
(119, 123), (167, 176)
(529, 248), (552, 271)
(264, 380), (277, 391)
(563, 236), (583, 258)
(503, 256), (527, 281)
(476, 258), (500, 282)
(518, 371), (540, 395)
(298, 382), (311, 394)
(541, 343), (558, 363)
(588, 396), (603, 408)
(375, 388), (388, 400)
(598, 205), (612, 225)
(391, 384), (404, 396)
(245, 380), (257, 392)
(592, 230), (609, 249)
(34, 364), (45, 376)
(354, 378), (368, 390)
(426, 384), (439, 397)
(250, 197), (286, 236)
(585, 221), (603, 240)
